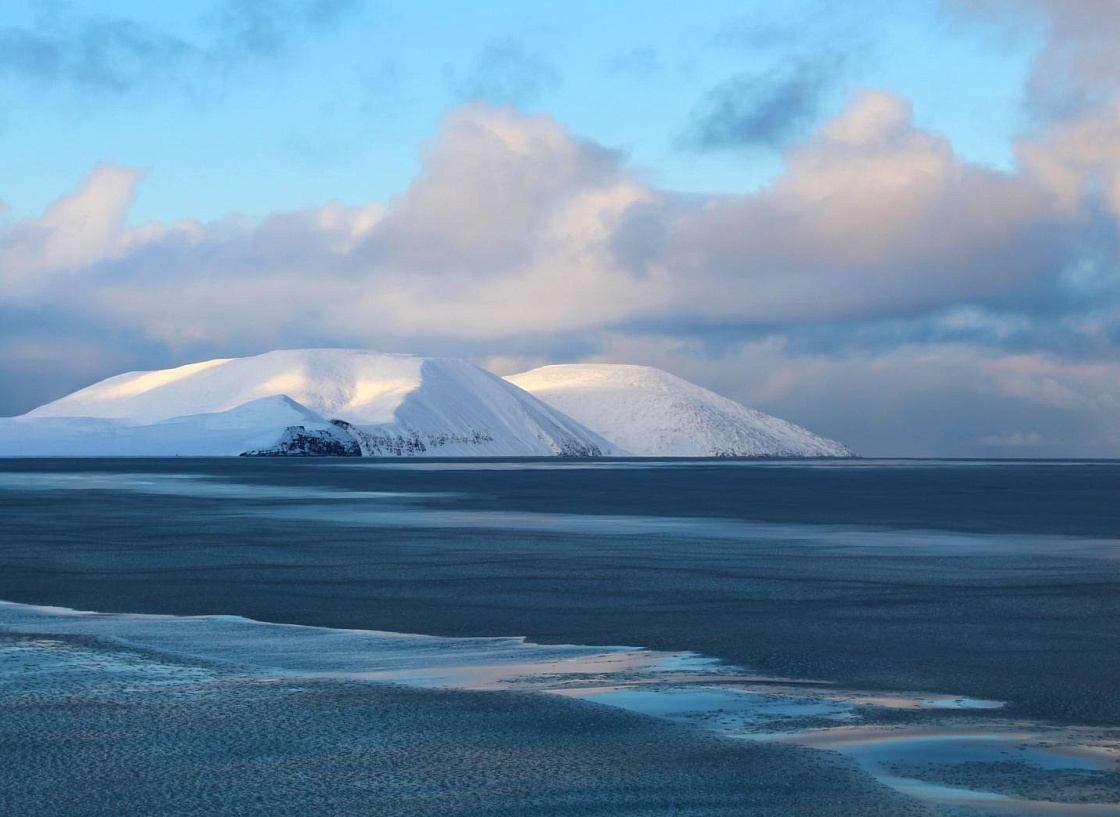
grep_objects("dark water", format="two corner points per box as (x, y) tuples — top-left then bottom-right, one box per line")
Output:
(1, 458), (1119, 816)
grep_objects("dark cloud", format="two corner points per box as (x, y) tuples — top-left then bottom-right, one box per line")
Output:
(0, 0), (361, 94)
(0, 302), (172, 415)
(205, 0), (360, 65)
(681, 59), (842, 150)
(454, 37), (560, 107)
(0, 10), (191, 92)
(759, 360), (1093, 458)
(207, 0), (293, 63)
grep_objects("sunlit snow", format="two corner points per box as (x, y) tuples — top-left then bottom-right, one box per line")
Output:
(508, 363), (853, 457)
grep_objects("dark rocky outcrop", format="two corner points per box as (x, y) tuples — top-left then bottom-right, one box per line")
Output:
(330, 419), (496, 456)
(241, 426), (361, 457)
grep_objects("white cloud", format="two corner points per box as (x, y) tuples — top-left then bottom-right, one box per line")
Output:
(1018, 99), (1120, 220)
(1, 97), (1104, 342)
(0, 166), (146, 293)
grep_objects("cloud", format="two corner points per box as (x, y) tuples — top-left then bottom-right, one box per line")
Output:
(0, 97), (1096, 334)
(0, 9), (191, 92)
(367, 105), (622, 272)
(953, 0), (1120, 119)
(205, 0), (361, 65)
(1016, 99), (1120, 220)
(644, 91), (1066, 324)
(714, 2), (862, 53)
(695, 0), (878, 151)
(454, 38), (560, 107)
(0, 165), (147, 293)
(682, 58), (842, 150)
(0, 0), (361, 94)
(3, 95), (1120, 453)
(805, 347), (1120, 457)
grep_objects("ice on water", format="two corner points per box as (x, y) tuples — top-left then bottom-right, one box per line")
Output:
(3, 599), (1118, 816)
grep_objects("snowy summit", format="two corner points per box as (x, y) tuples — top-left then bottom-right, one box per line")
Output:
(0, 350), (615, 457)
(507, 364), (854, 458)
(0, 351), (853, 458)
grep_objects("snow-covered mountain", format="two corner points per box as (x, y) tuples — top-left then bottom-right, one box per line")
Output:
(0, 351), (854, 458)
(506, 364), (854, 458)
(0, 350), (617, 457)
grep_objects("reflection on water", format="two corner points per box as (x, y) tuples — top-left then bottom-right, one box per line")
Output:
(2, 599), (1118, 816)
(265, 503), (1120, 558)
(314, 458), (1120, 471)
(0, 471), (454, 501)
(2, 468), (1117, 559)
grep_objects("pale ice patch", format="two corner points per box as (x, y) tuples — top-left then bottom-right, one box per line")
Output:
(0, 471), (453, 502)
(0, 600), (656, 684)
(313, 460), (676, 471)
(3, 468), (1117, 559)
(263, 503), (1120, 559)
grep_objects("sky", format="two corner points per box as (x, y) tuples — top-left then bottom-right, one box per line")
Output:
(2, 0), (1119, 457)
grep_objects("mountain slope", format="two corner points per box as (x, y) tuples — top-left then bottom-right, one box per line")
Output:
(2, 350), (617, 457)
(506, 364), (854, 458)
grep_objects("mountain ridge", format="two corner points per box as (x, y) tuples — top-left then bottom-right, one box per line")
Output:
(3, 350), (615, 457)
(0, 351), (854, 458)
(506, 363), (854, 458)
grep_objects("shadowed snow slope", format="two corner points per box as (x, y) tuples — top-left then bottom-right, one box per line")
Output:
(1, 350), (616, 457)
(507, 364), (854, 458)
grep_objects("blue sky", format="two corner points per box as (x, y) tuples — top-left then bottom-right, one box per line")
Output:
(3, 0), (1120, 456)
(2, 0), (1039, 222)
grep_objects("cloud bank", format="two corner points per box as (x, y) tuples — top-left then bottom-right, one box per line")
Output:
(3, 67), (1120, 453)
(0, 0), (361, 94)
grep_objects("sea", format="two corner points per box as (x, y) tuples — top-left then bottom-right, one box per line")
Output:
(1, 457), (1118, 816)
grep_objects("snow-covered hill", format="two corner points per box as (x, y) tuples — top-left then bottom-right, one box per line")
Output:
(506, 364), (854, 458)
(0, 350), (617, 457)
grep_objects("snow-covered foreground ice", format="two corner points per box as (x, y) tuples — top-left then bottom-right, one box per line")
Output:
(2, 600), (1117, 816)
